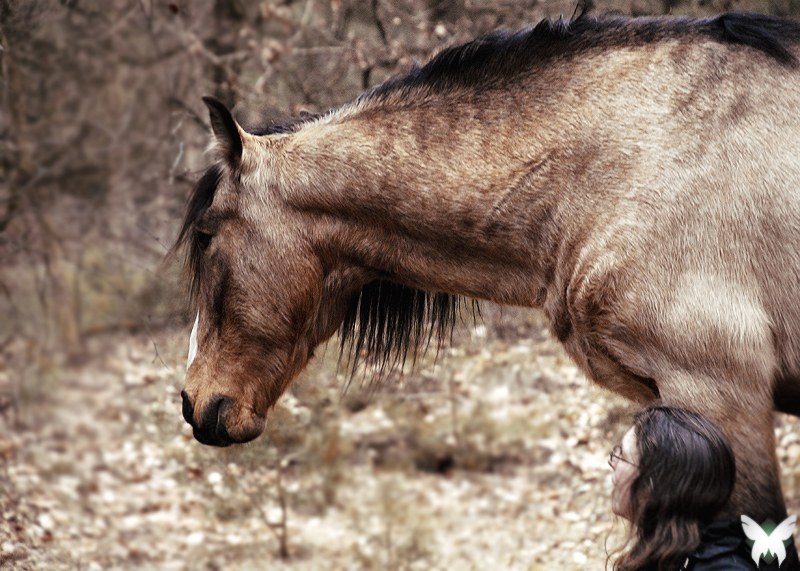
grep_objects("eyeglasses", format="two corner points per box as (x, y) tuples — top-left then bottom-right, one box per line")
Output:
(610, 445), (638, 467)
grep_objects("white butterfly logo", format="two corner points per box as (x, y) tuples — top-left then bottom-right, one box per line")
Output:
(741, 514), (797, 567)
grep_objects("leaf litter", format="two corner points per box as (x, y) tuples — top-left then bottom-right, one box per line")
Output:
(1, 309), (798, 570)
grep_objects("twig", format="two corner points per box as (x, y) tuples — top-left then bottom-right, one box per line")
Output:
(260, 458), (292, 559)
(449, 374), (463, 449)
(168, 141), (184, 186)
(145, 318), (169, 369)
(371, 0), (388, 45)
(136, 224), (170, 253)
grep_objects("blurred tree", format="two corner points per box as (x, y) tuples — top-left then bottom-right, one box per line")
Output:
(0, 0), (798, 366)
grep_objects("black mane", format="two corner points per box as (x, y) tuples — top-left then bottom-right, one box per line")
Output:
(366, 12), (800, 100)
(339, 281), (470, 377)
(174, 164), (221, 304)
(246, 112), (321, 136)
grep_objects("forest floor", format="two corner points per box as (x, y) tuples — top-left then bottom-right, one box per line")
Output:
(1, 308), (799, 570)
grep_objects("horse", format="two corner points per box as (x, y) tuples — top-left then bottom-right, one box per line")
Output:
(175, 12), (800, 531)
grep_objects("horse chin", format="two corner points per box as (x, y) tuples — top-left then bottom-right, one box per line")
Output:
(181, 390), (266, 447)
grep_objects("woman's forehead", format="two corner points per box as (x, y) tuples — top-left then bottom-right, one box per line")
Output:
(622, 427), (637, 453)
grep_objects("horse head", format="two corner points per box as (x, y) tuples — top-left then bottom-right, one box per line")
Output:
(175, 98), (363, 446)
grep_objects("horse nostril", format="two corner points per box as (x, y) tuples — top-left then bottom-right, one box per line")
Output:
(181, 390), (195, 426)
(193, 394), (233, 447)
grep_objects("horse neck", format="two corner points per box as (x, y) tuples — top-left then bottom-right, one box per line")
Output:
(281, 80), (615, 306)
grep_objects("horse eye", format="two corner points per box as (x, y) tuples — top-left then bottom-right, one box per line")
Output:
(196, 230), (213, 251)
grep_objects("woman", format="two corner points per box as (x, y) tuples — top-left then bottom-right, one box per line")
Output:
(609, 405), (759, 571)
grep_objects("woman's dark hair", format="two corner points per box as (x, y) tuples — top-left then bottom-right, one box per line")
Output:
(612, 405), (736, 571)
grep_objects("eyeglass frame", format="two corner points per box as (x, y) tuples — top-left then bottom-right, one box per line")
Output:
(610, 445), (639, 467)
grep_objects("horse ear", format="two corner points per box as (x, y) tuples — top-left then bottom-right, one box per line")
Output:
(202, 96), (243, 166)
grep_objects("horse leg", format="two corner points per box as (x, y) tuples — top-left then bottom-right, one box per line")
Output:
(659, 370), (800, 568)
(656, 369), (787, 519)
(584, 334), (799, 562)
(582, 342), (788, 520)
(563, 268), (796, 553)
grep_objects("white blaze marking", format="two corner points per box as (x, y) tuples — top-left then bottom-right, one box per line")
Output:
(187, 312), (199, 369)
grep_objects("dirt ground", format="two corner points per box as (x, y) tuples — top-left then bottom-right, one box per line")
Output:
(1, 310), (799, 570)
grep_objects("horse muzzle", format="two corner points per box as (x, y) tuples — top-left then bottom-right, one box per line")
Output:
(181, 390), (265, 446)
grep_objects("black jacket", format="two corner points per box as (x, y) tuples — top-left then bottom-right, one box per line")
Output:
(684, 518), (799, 571)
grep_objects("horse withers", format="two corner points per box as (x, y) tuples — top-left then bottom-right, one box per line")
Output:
(175, 12), (800, 531)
